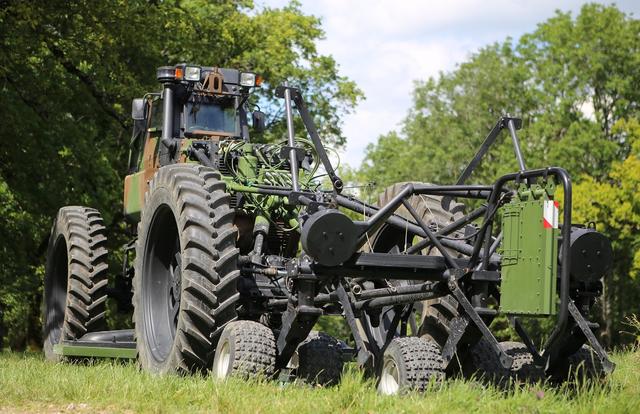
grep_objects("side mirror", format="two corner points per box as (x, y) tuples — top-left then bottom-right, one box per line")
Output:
(252, 110), (266, 133)
(131, 98), (145, 121)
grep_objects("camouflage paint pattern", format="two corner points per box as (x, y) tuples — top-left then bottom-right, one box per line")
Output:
(123, 172), (145, 220)
(123, 135), (221, 220)
(123, 136), (158, 220)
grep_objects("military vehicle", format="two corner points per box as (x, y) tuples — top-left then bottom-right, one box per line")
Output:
(43, 63), (614, 393)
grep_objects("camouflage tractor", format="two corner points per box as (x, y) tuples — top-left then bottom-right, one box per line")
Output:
(43, 63), (615, 393)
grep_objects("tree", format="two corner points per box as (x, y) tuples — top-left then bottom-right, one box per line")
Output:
(0, 0), (361, 349)
(571, 118), (640, 345)
(358, 4), (639, 188)
(355, 4), (640, 346)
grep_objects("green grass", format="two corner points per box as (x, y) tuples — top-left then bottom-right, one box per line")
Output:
(1, 350), (639, 413)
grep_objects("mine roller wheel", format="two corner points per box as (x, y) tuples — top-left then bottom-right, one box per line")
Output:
(377, 337), (444, 395)
(293, 331), (344, 386)
(43, 206), (109, 361)
(212, 320), (276, 380)
(549, 345), (607, 383)
(467, 340), (543, 385)
(133, 164), (240, 374)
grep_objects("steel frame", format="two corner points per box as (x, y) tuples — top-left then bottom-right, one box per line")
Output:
(57, 84), (614, 379)
(247, 87), (615, 375)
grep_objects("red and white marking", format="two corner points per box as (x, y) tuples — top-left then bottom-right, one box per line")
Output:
(543, 200), (559, 229)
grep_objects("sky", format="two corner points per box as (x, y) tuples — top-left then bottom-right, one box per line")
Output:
(260, 1), (640, 168)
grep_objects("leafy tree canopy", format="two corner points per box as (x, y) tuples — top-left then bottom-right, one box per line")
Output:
(357, 4), (639, 189)
(354, 4), (640, 345)
(0, 0), (361, 348)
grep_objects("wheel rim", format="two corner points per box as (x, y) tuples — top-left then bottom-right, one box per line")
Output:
(142, 204), (181, 363)
(378, 356), (400, 395)
(168, 250), (182, 338)
(214, 340), (231, 379)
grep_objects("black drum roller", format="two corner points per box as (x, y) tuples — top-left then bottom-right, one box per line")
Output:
(300, 209), (358, 266)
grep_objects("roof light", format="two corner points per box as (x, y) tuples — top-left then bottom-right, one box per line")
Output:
(240, 72), (257, 87)
(185, 66), (201, 81)
(156, 66), (176, 82)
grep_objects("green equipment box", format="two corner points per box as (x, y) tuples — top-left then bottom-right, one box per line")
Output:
(500, 183), (559, 316)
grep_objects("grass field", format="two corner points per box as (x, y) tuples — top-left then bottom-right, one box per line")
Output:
(1, 350), (639, 414)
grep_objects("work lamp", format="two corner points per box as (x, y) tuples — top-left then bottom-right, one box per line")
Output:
(185, 66), (201, 81)
(240, 72), (257, 87)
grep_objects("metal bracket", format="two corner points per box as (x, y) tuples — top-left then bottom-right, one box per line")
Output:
(448, 279), (513, 369)
(279, 146), (306, 161)
(441, 315), (470, 368)
(275, 270), (322, 367)
(275, 303), (322, 367)
(382, 306), (405, 350)
(336, 283), (375, 370)
(511, 316), (545, 366)
(567, 300), (615, 373)
(470, 270), (500, 282)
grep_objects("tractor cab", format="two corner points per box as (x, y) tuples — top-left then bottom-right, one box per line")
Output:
(124, 64), (265, 220)
(152, 65), (264, 140)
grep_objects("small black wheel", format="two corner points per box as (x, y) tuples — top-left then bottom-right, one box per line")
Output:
(42, 207), (109, 361)
(212, 320), (276, 380)
(550, 345), (607, 382)
(295, 331), (344, 386)
(133, 165), (240, 374)
(467, 340), (543, 384)
(377, 337), (444, 395)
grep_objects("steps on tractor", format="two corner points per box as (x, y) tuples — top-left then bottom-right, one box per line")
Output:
(53, 329), (137, 359)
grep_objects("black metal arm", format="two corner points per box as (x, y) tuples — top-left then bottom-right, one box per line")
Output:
(276, 84), (344, 194)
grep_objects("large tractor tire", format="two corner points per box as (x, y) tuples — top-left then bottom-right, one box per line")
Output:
(42, 207), (109, 361)
(133, 164), (240, 374)
(359, 182), (466, 357)
(419, 294), (460, 347)
(377, 336), (444, 395)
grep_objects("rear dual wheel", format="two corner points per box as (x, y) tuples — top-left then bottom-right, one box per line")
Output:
(212, 327), (345, 386)
(291, 331), (344, 386)
(42, 207), (109, 361)
(133, 164), (240, 374)
(466, 342), (608, 385)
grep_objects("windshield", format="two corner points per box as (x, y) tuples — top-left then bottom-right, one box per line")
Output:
(185, 100), (237, 135)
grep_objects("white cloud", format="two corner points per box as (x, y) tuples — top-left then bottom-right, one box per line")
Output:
(333, 37), (473, 165)
(260, 0), (640, 168)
